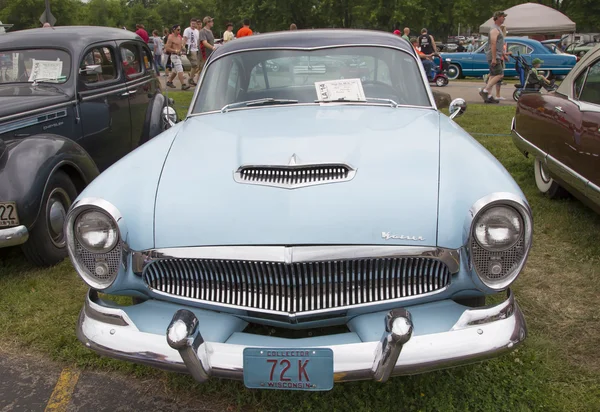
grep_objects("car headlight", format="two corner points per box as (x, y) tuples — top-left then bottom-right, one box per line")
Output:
(467, 193), (533, 291)
(75, 210), (119, 253)
(66, 198), (125, 290)
(474, 206), (522, 250)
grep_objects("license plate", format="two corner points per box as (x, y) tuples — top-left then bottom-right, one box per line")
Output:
(243, 348), (334, 391)
(0, 202), (18, 227)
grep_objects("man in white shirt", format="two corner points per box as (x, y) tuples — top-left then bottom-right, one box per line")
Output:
(182, 18), (200, 86)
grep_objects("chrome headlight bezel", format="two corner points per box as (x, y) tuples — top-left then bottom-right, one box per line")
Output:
(65, 198), (126, 290)
(466, 193), (533, 291)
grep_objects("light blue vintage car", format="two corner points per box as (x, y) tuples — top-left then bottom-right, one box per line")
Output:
(67, 30), (531, 391)
(442, 37), (577, 80)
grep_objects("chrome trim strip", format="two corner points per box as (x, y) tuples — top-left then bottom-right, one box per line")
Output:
(80, 85), (130, 101)
(77, 287), (526, 383)
(125, 76), (154, 89)
(187, 44), (436, 118)
(0, 225), (29, 248)
(465, 193), (533, 291)
(0, 100), (77, 124)
(0, 108), (68, 135)
(65, 198), (128, 290)
(546, 154), (589, 194)
(132, 246), (461, 275)
(586, 181), (600, 209)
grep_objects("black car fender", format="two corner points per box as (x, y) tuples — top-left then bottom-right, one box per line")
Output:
(0, 134), (99, 229)
(140, 92), (168, 145)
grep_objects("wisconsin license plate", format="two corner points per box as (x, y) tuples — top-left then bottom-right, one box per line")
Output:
(0, 202), (18, 227)
(243, 348), (334, 391)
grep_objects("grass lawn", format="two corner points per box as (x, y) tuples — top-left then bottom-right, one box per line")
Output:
(1, 101), (599, 411)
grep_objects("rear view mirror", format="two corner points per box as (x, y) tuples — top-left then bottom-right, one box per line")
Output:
(449, 98), (467, 119)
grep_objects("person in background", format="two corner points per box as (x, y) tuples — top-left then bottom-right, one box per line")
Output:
(165, 24), (190, 90)
(494, 25), (509, 100)
(402, 27), (410, 43)
(479, 11), (507, 103)
(135, 23), (149, 43)
(290, 23), (297, 30)
(223, 22), (234, 42)
(183, 18), (200, 86)
(393, 29), (401, 37)
(162, 28), (171, 76)
(199, 16), (216, 66)
(412, 38), (435, 78)
(151, 30), (165, 73)
(237, 19), (253, 38)
(466, 39), (476, 52)
(418, 28), (436, 55)
(456, 41), (466, 52)
(42, 22), (51, 28)
(529, 58), (555, 90)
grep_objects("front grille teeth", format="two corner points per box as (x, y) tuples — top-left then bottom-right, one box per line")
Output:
(234, 164), (356, 189)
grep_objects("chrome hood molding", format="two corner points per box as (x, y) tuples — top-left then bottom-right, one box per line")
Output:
(154, 106), (442, 248)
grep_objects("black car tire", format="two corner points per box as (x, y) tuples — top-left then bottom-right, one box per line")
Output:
(21, 171), (77, 267)
(447, 63), (462, 80)
(534, 157), (568, 199)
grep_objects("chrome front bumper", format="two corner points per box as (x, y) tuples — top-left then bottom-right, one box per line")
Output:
(0, 225), (29, 248)
(77, 289), (526, 384)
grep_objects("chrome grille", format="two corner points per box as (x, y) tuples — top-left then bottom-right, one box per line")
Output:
(471, 237), (525, 280)
(234, 164), (355, 189)
(143, 257), (451, 314)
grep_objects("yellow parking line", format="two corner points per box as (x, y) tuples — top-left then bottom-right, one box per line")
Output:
(45, 367), (81, 412)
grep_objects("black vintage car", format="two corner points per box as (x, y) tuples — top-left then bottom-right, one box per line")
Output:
(0, 26), (175, 266)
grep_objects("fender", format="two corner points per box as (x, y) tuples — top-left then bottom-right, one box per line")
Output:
(139, 92), (167, 146)
(0, 134), (99, 230)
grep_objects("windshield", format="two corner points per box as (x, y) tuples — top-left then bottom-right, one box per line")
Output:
(192, 46), (431, 113)
(0, 49), (71, 84)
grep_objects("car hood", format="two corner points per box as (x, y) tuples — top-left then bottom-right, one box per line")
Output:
(154, 105), (441, 248)
(0, 86), (70, 120)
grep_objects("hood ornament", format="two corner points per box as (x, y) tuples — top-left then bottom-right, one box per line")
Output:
(288, 154), (298, 166)
(382, 232), (425, 241)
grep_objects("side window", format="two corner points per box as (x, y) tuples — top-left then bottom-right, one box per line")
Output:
(507, 43), (530, 55)
(120, 43), (142, 79)
(225, 62), (241, 103)
(142, 46), (153, 73)
(80, 47), (116, 84)
(574, 69), (588, 99)
(579, 60), (600, 105)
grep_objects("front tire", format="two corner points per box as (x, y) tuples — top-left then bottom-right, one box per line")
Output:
(447, 63), (461, 80)
(534, 157), (568, 198)
(435, 76), (448, 87)
(21, 171), (77, 266)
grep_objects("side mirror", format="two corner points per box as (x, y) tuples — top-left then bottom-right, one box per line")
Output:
(79, 65), (102, 75)
(449, 98), (467, 119)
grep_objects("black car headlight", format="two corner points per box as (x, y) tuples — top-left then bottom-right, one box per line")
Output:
(467, 193), (533, 291)
(66, 198), (125, 290)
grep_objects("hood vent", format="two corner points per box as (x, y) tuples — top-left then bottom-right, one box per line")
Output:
(234, 163), (356, 189)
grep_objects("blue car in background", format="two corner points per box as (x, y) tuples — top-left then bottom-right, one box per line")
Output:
(442, 37), (577, 80)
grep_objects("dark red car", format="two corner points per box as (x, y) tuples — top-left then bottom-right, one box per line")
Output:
(512, 45), (600, 213)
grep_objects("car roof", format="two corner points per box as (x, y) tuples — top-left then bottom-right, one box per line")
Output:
(0, 26), (144, 51)
(211, 29), (415, 60)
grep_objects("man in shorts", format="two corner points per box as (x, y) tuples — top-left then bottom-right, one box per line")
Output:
(183, 18), (200, 86)
(479, 11), (507, 103)
(165, 25), (190, 90)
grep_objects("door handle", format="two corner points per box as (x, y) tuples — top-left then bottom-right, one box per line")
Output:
(554, 106), (565, 113)
(120, 91), (131, 97)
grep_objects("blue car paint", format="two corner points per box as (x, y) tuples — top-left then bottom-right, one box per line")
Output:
(442, 37), (577, 78)
(101, 291), (473, 345)
(154, 105), (441, 249)
(436, 117), (527, 249)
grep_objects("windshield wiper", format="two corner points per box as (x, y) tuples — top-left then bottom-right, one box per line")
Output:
(315, 97), (399, 107)
(220, 98), (299, 113)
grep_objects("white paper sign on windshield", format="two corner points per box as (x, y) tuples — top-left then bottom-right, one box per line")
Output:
(28, 59), (63, 82)
(314, 78), (366, 102)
